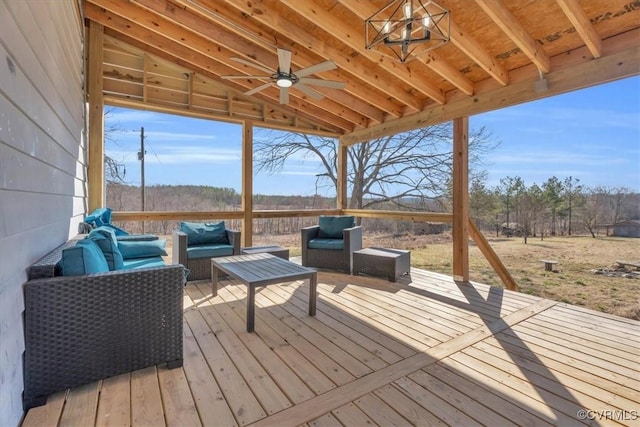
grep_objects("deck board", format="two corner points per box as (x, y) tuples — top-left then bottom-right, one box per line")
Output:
(21, 267), (640, 427)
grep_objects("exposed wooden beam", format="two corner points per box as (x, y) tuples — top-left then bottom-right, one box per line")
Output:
(474, 0), (551, 73)
(555, 0), (602, 58)
(87, 21), (104, 211)
(468, 220), (518, 291)
(338, 0), (475, 96)
(288, 0), (446, 104)
(452, 117), (469, 282)
(342, 35), (639, 145)
(336, 142), (348, 210)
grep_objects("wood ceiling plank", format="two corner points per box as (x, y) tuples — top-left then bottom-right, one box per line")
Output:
(287, 0), (446, 104)
(221, 0), (422, 114)
(449, 19), (509, 87)
(85, 1), (351, 132)
(338, 0), (474, 96)
(555, 0), (602, 59)
(474, 0), (551, 73)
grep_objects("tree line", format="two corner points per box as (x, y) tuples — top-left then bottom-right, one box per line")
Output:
(106, 180), (638, 239)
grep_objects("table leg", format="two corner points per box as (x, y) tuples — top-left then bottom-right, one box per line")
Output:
(211, 264), (219, 297)
(309, 272), (317, 316)
(247, 284), (256, 332)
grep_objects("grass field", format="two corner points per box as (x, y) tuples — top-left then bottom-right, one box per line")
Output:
(252, 232), (640, 320)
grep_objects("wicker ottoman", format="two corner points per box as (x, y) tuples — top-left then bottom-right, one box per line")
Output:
(241, 245), (289, 260)
(352, 247), (410, 282)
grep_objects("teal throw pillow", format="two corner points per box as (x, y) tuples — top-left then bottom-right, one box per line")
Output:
(84, 207), (112, 227)
(318, 216), (355, 239)
(61, 239), (109, 276)
(180, 221), (228, 245)
(118, 239), (168, 259)
(89, 226), (125, 270)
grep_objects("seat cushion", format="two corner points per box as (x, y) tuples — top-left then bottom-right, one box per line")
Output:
(187, 244), (234, 259)
(88, 227), (125, 270)
(318, 215), (355, 239)
(116, 234), (159, 241)
(308, 238), (345, 250)
(180, 221), (229, 245)
(122, 256), (166, 270)
(118, 239), (168, 259)
(61, 239), (110, 275)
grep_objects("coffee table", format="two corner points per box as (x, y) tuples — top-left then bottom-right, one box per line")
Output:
(211, 253), (317, 332)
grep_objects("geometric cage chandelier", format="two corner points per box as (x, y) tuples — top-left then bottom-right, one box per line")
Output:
(365, 0), (450, 63)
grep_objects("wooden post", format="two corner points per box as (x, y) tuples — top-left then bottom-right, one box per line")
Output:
(242, 121), (253, 247)
(336, 138), (348, 211)
(452, 117), (469, 282)
(87, 21), (104, 211)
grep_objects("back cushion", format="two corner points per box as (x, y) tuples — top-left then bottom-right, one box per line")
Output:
(180, 221), (228, 245)
(89, 227), (125, 270)
(318, 216), (355, 239)
(61, 239), (110, 276)
(118, 239), (168, 259)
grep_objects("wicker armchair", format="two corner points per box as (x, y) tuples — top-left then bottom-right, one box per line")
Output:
(301, 216), (362, 273)
(173, 227), (241, 280)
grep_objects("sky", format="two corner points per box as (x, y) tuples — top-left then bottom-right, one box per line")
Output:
(105, 76), (640, 196)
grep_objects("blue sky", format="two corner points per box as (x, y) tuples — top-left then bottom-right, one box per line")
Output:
(105, 76), (639, 196)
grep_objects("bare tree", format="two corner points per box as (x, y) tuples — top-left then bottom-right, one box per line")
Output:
(104, 107), (127, 183)
(254, 124), (498, 210)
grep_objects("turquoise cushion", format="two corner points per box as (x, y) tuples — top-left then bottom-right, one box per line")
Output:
(180, 221), (228, 245)
(116, 234), (159, 242)
(122, 256), (166, 270)
(186, 244), (234, 259)
(308, 238), (345, 250)
(118, 239), (168, 259)
(318, 216), (355, 239)
(101, 223), (129, 236)
(61, 239), (109, 275)
(84, 207), (112, 227)
(89, 227), (124, 270)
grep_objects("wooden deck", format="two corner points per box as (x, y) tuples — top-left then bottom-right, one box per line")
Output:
(22, 267), (640, 426)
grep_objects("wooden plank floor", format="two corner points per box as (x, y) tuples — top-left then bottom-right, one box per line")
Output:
(22, 267), (640, 426)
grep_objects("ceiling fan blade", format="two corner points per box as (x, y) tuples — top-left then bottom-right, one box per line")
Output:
(298, 77), (346, 89)
(295, 60), (336, 78)
(230, 57), (274, 75)
(296, 83), (324, 100)
(245, 82), (273, 96)
(279, 87), (289, 104)
(277, 48), (292, 73)
(221, 75), (271, 80)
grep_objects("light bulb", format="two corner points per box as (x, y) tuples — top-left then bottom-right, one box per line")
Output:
(422, 14), (433, 28)
(403, 2), (412, 19)
(383, 20), (391, 34)
(276, 77), (292, 88)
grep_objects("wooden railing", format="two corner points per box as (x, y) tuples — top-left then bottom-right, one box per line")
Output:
(112, 209), (517, 291)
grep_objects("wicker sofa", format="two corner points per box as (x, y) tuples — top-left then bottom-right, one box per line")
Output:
(173, 221), (241, 281)
(23, 237), (185, 410)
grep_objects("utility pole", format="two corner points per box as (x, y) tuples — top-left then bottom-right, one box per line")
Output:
(137, 127), (146, 232)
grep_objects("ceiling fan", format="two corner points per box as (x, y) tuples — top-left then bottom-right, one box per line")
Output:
(222, 48), (346, 104)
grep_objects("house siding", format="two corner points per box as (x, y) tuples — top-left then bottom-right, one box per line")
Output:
(0, 1), (85, 425)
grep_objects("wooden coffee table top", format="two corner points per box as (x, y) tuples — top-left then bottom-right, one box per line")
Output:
(212, 253), (313, 286)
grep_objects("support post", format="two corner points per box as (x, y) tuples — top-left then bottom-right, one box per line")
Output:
(87, 21), (104, 212)
(336, 138), (348, 211)
(242, 121), (253, 247)
(452, 117), (469, 281)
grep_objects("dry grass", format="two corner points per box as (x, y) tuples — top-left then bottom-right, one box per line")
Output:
(166, 232), (640, 320)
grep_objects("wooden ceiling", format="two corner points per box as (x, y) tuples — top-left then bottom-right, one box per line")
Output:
(84, 0), (640, 142)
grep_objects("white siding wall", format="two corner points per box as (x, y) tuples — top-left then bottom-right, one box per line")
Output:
(0, 1), (86, 424)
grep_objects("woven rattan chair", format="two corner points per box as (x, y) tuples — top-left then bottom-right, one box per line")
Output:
(301, 216), (362, 273)
(173, 225), (241, 280)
